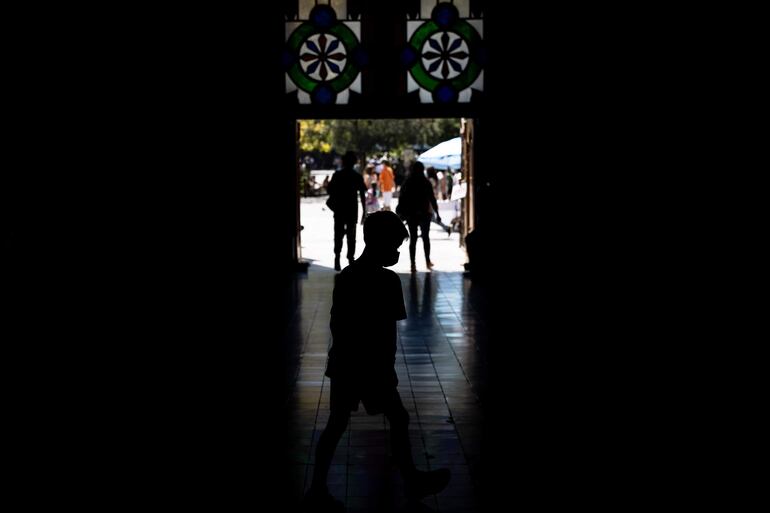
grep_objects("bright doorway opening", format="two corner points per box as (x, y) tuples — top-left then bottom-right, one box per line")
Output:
(296, 118), (474, 274)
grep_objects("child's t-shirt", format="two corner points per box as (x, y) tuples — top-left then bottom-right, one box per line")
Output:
(326, 259), (406, 386)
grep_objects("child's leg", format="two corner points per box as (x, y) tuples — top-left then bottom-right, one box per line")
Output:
(309, 409), (350, 492)
(383, 389), (451, 499)
(310, 379), (352, 493)
(382, 391), (416, 477)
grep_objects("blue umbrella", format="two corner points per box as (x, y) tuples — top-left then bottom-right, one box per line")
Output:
(417, 137), (461, 170)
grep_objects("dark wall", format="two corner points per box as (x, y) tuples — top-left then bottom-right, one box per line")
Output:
(5, 4), (299, 509)
(7, 2), (697, 510)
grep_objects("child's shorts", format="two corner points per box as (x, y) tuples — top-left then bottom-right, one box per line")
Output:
(329, 378), (400, 415)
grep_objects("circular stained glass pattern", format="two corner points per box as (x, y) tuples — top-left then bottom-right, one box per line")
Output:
(404, 3), (483, 103)
(421, 31), (469, 80)
(300, 33), (347, 81)
(284, 5), (363, 104)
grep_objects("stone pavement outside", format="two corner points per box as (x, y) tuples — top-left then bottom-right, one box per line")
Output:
(299, 196), (467, 274)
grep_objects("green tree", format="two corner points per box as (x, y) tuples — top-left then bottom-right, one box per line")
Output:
(328, 119), (460, 163)
(297, 119), (461, 168)
(299, 120), (332, 153)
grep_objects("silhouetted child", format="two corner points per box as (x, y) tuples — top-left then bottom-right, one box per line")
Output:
(302, 211), (450, 512)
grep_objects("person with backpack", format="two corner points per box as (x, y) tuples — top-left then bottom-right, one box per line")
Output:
(326, 151), (367, 271)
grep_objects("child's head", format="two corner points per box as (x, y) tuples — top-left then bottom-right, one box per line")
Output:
(363, 211), (409, 267)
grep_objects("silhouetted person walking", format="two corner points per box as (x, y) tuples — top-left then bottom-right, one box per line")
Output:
(302, 211), (450, 513)
(327, 151), (366, 271)
(396, 162), (441, 273)
(379, 158), (396, 211)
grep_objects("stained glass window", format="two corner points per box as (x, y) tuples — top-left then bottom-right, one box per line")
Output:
(403, 1), (485, 104)
(284, 2), (364, 105)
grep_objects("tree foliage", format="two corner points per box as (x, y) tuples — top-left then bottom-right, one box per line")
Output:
(299, 119), (460, 163)
(299, 120), (332, 153)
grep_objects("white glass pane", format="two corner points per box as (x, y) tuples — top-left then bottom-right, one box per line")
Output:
(298, 0), (316, 20)
(330, 0), (347, 19)
(453, 0), (470, 18)
(421, 0), (435, 19)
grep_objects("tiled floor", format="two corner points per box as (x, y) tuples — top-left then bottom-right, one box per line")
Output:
(284, 265), (489, 513)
